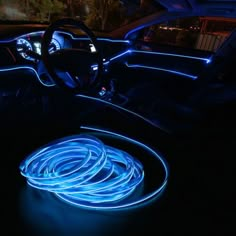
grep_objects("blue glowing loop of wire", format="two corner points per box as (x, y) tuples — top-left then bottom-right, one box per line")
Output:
(20, 135), (145, 207)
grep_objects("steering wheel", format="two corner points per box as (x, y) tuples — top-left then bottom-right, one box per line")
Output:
(41, 18), (103, 93)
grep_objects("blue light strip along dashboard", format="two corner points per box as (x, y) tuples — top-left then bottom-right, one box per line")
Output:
(0, 66), (55, 87)
(20, 127), (169, 210)
(0, 31), (131, 44)
(0, 30), (211, 82)
(0, 29), (210, 64)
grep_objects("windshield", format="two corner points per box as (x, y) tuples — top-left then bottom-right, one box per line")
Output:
(0, 0), (164, 32)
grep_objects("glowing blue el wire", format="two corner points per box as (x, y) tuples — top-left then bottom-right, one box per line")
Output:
(130, 49), (211, 62)
(20, 134), (145, 209)
(103, 50), (132, 65)
(0, 29), (209, 63)
(19, 128), (169, 210)
(79, 126), (169, 209)
(105, 49), (211, 65)
(125, 63), (198, 80)
(0, 30), (130, 44)
(0, 66), (55, 87)
(77, 94), (169, 133)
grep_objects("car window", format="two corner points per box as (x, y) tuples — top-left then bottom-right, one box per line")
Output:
(0, 0), (164, 32)
(135, 16), (236, 52)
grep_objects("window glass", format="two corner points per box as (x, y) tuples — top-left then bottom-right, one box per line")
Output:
(136, 16), (236, 52)
(0, 0), (164, 32)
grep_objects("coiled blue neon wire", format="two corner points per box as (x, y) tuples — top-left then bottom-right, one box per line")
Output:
(20, 127), (168, 210)
(20, 135), (144, 208)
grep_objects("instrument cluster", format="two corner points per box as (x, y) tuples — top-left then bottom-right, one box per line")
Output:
(15, 31), (64, 61)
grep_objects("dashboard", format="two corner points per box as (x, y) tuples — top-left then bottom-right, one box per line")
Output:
(0, 25), (129, 66)
(0, 23), (130, 89)
(0, 23), (211, 88)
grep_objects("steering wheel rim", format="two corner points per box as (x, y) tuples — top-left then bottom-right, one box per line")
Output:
(41, 18), (103, 94)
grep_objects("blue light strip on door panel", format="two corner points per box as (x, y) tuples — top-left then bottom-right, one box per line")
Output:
(125, 63), (198, 80)
(106, 49), (211, 65)
(130, 49), (211, 63)
(106, 50), (132, 63)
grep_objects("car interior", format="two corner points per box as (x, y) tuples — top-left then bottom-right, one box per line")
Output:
(0, 0), (236, 235)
